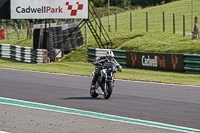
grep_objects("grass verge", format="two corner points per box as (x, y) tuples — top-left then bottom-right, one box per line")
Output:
(1, 58), (200, 86)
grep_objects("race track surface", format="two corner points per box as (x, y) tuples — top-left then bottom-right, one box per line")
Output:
(0, 68), (199, 132)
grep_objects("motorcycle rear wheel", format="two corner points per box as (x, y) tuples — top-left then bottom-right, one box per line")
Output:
(103, 82), (113, 99)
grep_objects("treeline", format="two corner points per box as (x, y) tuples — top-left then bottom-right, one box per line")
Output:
(91, 0), (179, 9)
(0, 19), (44, 25)
(0, 19), (64, 25)
(131, 0), (179, 7)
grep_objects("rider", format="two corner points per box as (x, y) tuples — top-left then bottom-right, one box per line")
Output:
(91, 50), (122, 87)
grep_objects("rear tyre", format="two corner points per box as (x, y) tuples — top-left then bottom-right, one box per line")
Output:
(103, 82), (113, 99)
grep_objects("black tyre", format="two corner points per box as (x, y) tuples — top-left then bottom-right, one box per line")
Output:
(90, 84), (98, 98)
(103, 82), (113, 99)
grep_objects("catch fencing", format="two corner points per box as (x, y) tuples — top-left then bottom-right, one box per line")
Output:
(0, 44), (47, 64)
(88, 47), (200, 74)
(96, 10), (200, 37)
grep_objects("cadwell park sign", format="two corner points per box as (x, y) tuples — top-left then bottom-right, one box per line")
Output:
(11, 0), (88, 19)
(126, 51), (184, 72)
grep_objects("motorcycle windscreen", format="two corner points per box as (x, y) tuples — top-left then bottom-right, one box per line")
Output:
(107, 62), (117, 72)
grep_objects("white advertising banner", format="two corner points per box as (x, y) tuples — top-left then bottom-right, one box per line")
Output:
(11, 0), (88, 19)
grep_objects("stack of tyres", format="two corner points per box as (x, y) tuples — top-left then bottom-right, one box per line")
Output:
(55, 26), (64, 56)
(33, 29), (40, 49)
(62, 29), (72, 54)
(76, 29), (83, 47)
(51, 27), (57, 48)
(78, 36), (84, 47)
(33, 29), (45, 49)
(69, 27), (78, 50)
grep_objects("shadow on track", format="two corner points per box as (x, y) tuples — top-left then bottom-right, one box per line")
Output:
(60, 97), (103, 100)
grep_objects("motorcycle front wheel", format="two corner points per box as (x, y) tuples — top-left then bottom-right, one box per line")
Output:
(104, 82), (113, 99)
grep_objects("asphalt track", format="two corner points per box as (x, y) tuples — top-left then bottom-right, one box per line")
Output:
(0, 67), (200, 132)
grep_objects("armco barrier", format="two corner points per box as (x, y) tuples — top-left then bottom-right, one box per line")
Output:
(184, 54), (200, 74)
(0, 44), (48, 64)
(87, 47), (127, 65)
(88, 47), (200, 74)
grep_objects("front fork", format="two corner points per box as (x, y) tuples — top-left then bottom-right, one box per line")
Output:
(104, 73), (114, 92)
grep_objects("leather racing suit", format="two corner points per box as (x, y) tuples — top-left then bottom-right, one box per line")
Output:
(91, 56), (121, 86)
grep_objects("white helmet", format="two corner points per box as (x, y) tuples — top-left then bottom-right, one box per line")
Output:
(106, 50), (114, 61)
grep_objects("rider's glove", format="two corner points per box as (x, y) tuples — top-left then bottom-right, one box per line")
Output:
(117, 65), (122, 72)
(93, 60), (98, 65)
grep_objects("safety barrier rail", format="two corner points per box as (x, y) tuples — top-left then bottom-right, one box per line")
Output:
(0, 44), (48, 64)
(88, 47), (200, 74)
(87, 47), (127, 65)
(184, 54), (200, 74)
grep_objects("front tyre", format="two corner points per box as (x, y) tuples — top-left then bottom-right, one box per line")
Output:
(104, 82), (113, 99)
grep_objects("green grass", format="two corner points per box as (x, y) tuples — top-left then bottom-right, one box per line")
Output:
(0, 38), (33, 48)
(1, 58), (200, 86)
(117, 31), (200, 54)
(104, 0), (200, 33)
(1, 0), (200, 86)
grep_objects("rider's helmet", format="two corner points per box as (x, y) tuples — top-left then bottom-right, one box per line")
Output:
(106, 50), (114, 61)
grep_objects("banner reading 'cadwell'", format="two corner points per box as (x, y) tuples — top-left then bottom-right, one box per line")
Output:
(11, 0), (88, 19)
(127, 51), (184, 72)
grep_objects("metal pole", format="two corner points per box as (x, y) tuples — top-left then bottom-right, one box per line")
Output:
(191, 0), (193, 32)
(85, 20), (88, 44)
(108, 0), (110, 32)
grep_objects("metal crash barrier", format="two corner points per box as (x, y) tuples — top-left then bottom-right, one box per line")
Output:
(0, 44), (48, 64)
(88, 47), (200, 74)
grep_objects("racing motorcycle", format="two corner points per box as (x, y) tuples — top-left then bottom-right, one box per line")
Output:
(90, 61), (122, 99)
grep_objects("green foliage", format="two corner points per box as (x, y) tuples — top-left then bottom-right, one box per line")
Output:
(90, 0), (179, 9)
(61, 46), (88, 62)
(91, 0), (131, 9)
(90, 0), (106, 7)
(110, 0), (131, 9)
(94, 6), (125, 16)
(131, 0), (180, 7)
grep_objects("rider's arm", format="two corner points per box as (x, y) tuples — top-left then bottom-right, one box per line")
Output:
(93, 56), (106, 66)
(93, 57), (100, 65)
(113, 58), (120, 66)
(113, 58), (122, 72)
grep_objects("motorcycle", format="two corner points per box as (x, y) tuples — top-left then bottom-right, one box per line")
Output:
(90, 61), (122, 99)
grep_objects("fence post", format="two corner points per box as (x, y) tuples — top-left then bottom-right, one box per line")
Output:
(183, 15), (185, 36)
(29, 23), (33, 39)
(173, 13), (175, 34)
(4, 24), (9, 40)
(146, 11), (148, 32)
(14, 23), (20, 40)
(195, 16), (197, 25)
(27, 20), (30, 39)
(130, 12), (132, 32)
(115, 13), (117, 32)
(193, 16), (200, 39)
(163, 11), (165, 32)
